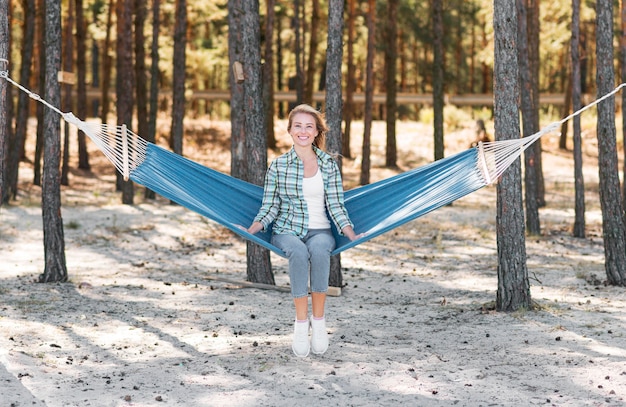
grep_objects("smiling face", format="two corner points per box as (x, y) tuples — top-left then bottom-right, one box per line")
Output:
(289, 112), (319, 149)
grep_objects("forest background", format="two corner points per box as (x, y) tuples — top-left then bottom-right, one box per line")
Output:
(1, 0), (626, 308)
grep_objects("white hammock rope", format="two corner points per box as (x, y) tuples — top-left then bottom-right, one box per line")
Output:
(1, 60), (625, 187)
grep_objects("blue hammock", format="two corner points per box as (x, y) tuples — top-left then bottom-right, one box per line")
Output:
(3, 68), (624, 258)
(131, 143), (487, 257)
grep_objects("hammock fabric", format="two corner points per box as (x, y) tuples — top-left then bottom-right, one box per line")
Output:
(2, 65), (624, 258)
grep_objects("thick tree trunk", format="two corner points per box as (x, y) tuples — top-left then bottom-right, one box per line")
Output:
(360, 0), (375, 186)
(385, 0), (398, 168)
(572, 0), (585, 238)
(494, 0), (531, 311)
(243, 0), (272, 285)
(40, 0), (68, 283)
(596, 0), (626, 286)
(517, 0), (540, 235)
(116, 0), (134, 204)
(325, 0), (344, 289)
(432, 0), (444, 162)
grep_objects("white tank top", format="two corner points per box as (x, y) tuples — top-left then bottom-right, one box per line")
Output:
(302, 169), (331, 229)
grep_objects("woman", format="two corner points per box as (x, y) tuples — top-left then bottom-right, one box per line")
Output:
(245, 104), (362, 357)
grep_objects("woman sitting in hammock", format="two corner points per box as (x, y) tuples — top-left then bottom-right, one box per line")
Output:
(243, 104), (363, 358)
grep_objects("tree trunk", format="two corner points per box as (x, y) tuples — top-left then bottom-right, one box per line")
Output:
(170, 0), (186, 159)
(228, 0), (247, 180)
(596, 0), (626, 286)
(360, 0), (375, 186)
(621, 0), (626, 206)
(559, 79), (572, 150)
(517, 0), (540, 236)
(60, 0), (74, 186)
(572, 0), (585, 238)
(134, 0), (148, 148)
(527, 0), (544, 207)
(101, 0), (113, 126)
(432, 0), (444, 162)
(7, 0), (35, 201)
(75, 0), (90, 170)
(385, 0), (398, 168)
(293, 0), (304, 105)
(263, 0), (276, 149)
(325, 0), (344, 289)
(116, 0), (134, 204)
(40, 0), (68, 283)
(494, 0), (531, 311)
(146, 0), (160, 199)
(243, 0), (272, 285)
(34, 0), (46, 187)
(0, 0), (7, 205)
(342, 0), (356, 160)
(304, 0), (320, 105)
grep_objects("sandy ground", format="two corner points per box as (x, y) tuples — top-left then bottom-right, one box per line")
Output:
(1, 119), (625, 406)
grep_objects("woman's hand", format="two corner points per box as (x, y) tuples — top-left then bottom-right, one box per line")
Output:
(342, 226), (366, 242)
(236, 221), (263, 235)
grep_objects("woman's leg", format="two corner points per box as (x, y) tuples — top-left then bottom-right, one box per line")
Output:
(272, 234), (311, 357)
(305, 230), (335, 355)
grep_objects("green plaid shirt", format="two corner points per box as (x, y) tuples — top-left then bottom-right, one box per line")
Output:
(254, 146), (353, 237)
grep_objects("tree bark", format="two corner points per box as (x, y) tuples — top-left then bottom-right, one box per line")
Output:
(304, 0), (320, 105)
(432, 0), (444, 162)
(385, 0), (398, 168)
(243, 0), (273, 285)
(596, 0), (626, 286)
(360, 0), (375, 186)
(572, 0), (585, 238)
(116, 0), (134, 204)
(40, 0), (68, 283)
(517, 0), (540, 236)
(325, 0), (344, 289)
(494, 0), (531, 311)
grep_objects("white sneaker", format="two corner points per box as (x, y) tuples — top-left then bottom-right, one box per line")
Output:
(310, 316), (329, 355)
(292, 320), (310, 357)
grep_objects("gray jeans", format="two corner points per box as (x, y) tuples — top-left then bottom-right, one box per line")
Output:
(272, 229), (336, 298)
